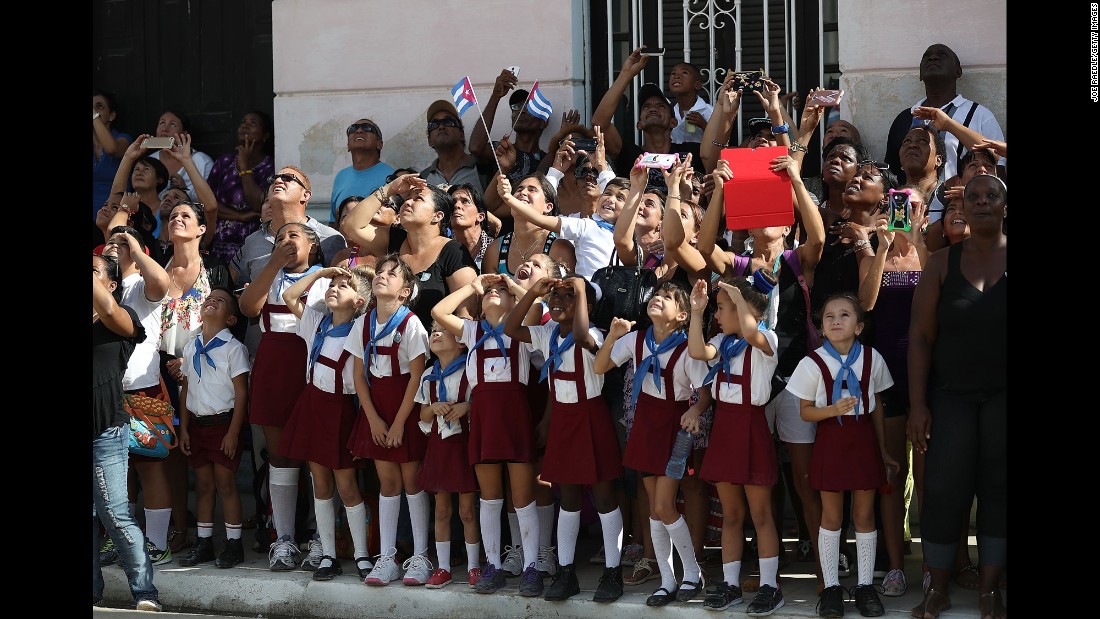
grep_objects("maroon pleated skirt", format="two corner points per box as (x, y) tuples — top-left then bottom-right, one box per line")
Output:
(249, 332), (307, 428)
(699, 400), (777, 487)
(810, 413), (886, 492)
(416, 416), (478, 494)
(622, 393), (689, 476)
(346, 373), (427, 463)
(280, 384), (361, 470)
(467, 381), (534, 464)
(541, 396), (623, 485)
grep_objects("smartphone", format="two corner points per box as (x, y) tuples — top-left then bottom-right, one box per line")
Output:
(638, 153), (679, 169)
(141, 136), (175, 150)
(571, 138), (598, 152)
(506, 66), (520, 78)
(887, 188), (912, 232)
(640, 46), (665, 56)
(808, 89), (843, 107)
(731, 70), (766, 92)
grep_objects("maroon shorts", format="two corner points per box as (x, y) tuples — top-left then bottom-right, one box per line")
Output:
(186, 415), (243, 471)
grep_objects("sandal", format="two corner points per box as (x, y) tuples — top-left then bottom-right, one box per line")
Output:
(954, 563), (980, 591)
(168, 529), (193, 553)
(624, 557), (660, 586)
(979, 590), (1006, 619)
(646, 586), (679, 607)
(911, 587), (952, 619)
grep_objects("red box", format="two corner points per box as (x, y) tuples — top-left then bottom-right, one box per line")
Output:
(721, 145), (794, 230)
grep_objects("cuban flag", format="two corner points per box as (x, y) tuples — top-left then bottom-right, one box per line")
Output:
(525, 80), (553, 121)
(451, 76), (477, 116)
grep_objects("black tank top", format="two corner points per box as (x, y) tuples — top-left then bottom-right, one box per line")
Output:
(931, 243), (1006, 392)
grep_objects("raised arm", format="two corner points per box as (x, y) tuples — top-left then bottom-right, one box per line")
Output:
(342, 173), (426, 256)
(858, 214), (892, 312)
(594, 317), (634, 374)
(591, 48), (650, 159)
(122, 226), (170, 301)
(776, 155), (825, 285)
(753, 79), (791, 149)
(569, 277), (598, 351)
(687, 280), (718, 361)
(111, 134), (151, 198)
(503, 276), (555, 344)
(660, 154), (709, 277)
(912, 106), (990, 153)
(788, 89), (830, 168)
(283, 266), (347, 319)
(93, 271), (138, 337)
(700, 75), (741, 173)
(469, 70), (519, 166)
(239, 236), (296, 317)
(170, 133), (219, 248)
(613, 156), (648, 265)
(431, 274), (487, 337)
(718, 282), (773, 355)
(696, 158), (736, 276)
(498, 176), (561, 233)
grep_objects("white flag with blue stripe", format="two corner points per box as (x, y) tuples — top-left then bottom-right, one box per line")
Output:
(526, 80), (553, 121)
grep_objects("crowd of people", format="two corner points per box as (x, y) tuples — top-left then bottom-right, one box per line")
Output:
(92, 42), (1005, 619)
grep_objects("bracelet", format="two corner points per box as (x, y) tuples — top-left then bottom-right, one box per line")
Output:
(373, 187), (387, 201)
(788, 142), (808, 153)
(711, 140), (729, 148)
(239, 167), (253, 176)
(771, 123), (790, 134)
(667, 196), (681, 202)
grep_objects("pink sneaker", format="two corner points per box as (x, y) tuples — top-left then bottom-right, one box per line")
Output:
(426, 567), (453, 589)
(467, 566), (482, 588)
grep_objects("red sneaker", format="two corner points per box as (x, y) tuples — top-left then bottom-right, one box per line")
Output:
(467, 566), (482, 588)
(425, 567), (453, 589)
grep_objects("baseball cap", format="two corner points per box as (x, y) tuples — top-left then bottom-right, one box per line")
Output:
(636, 82), (673, 114)
(426, 100), (462, 126)
(748, 117), (772, 137)
(509, 89), (529, 108)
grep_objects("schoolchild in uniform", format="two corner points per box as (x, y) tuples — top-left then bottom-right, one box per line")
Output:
(414, 322), (480, 589)
(431, 273), (543, 596)
(594, 282), (713, 608)
(345, 254), (431, 586)
(505, 275), (626, 603)
(239, 222), (330, 570)
(786, 293), (897, 618)
(279, 265), (374, 581)
(688, 274), (786, 616)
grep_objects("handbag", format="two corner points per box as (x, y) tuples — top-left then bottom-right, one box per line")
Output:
(125, 379), (178, 458)
(590, 244), (659, 332)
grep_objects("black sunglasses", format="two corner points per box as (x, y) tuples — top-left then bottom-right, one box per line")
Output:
(574, 166), (599, 180)
(346, 123), (381, 137)
(509, 103), (524, 112)
(427, 117), (462, 132)
(274, 172), (307, 189)
(856, 159), (890, 171)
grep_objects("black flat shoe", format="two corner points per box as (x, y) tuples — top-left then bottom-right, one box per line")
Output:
(647, 586), (679, 607)
(676, 575), (706, 602)
(312, 556), (343, 581)
(355, 556), (374, 580)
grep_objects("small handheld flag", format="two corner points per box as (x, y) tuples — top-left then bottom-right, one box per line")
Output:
(525, 80), (553, 121)
(451, 76), (477, 116)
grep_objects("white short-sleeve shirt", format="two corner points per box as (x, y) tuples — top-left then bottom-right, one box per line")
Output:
(180, 328), (251, 416)
(694, 331), (780, 407)
(120, 274), (170, 391)
(557, 216), (617, 279)
(460, 319), (531, 388)
(261, 273), (330, 334)
(297, 306), (358, 395)
(785, 345), (894, 415)
(610, 330), (708, 401)
(344, 309), (429, 377)
(414, 365), (471, 405)
(528, 322), (605, 403)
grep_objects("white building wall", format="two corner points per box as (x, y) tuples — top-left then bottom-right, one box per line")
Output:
(837, 0), (1007, 164)
(272, 0), (590, 219)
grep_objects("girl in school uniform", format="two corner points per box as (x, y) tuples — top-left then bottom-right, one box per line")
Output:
(279, 265), (374, 582)
(505, 275), (626, 604)
(344, 254), (431, 586)
(430, 273), (543, 596)
(687, 273), (785, 616)
(785, 293), (897, 619)
(239, 221), (329, 571)
(594, 282), (712, 608)
(414, 322), (480, 589)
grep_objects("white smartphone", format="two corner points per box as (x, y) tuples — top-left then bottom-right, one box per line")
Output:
(141, 136), (175, 150)
(507, 66), (520, 78)
(638, 153), (679, 169)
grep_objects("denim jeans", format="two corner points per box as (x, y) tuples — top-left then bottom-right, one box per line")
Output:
(93, 425), (159, 603)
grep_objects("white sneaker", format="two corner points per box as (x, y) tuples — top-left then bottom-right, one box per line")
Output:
(268, 535), (300, 571)
(536, 546), (558, 577)
(301, 535), (324, 571)
(501, 544), (524, 577)
(402, 553), (435, 585)
(364, 549), (402, 586)
(135, 598), (162, 612)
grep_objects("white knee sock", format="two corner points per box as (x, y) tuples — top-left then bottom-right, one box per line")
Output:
(436, 540), (451, 572)
(598, 509), (624, 567)
(515, 501), (540, 570)
(480, 498), (504, 567)
(507, 511), (522, 549)
(723, 560), (742, 587)
(406, 491), (430, 557)
(345, 502), (369, 559)
(856, 530), (877, 586)
(556, 509), (581, 565)
(819, 527), (841, 587)
(537, 503), (554, 548)
(666, 516), (701, 586)
(314, 497), (336, 568)
(759, 555), (779, 589)
(145, 507), (171, 551)
(268, 466), (300, 540)
(650, 518), (677, 591)
(378, 494), (400, 555)
(466, 542), (481, 568)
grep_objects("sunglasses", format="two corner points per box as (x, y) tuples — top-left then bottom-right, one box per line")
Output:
(274, 172), (307, 189)
(509, 103), (524, 112)
(856, 159), (890, 172)
(346, 123), (380, 137)
(427, 117), (462, 132)
(574, 166), (599, 180)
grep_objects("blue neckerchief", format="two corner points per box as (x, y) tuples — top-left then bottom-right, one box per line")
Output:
(630, 326), (689, 404)
(366, 305), (412, 384)
(702, 321), (767, 387)
(471, 319), (508, 360)
(192, 336), (226, 378)
(823, 339), (863, 423)
(420, 355), (468, 403)
(280, 264), (322, 294)
(539, 329), (575, 383)
(592, 215), (615, 233)
(309, 314), (353, 372)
